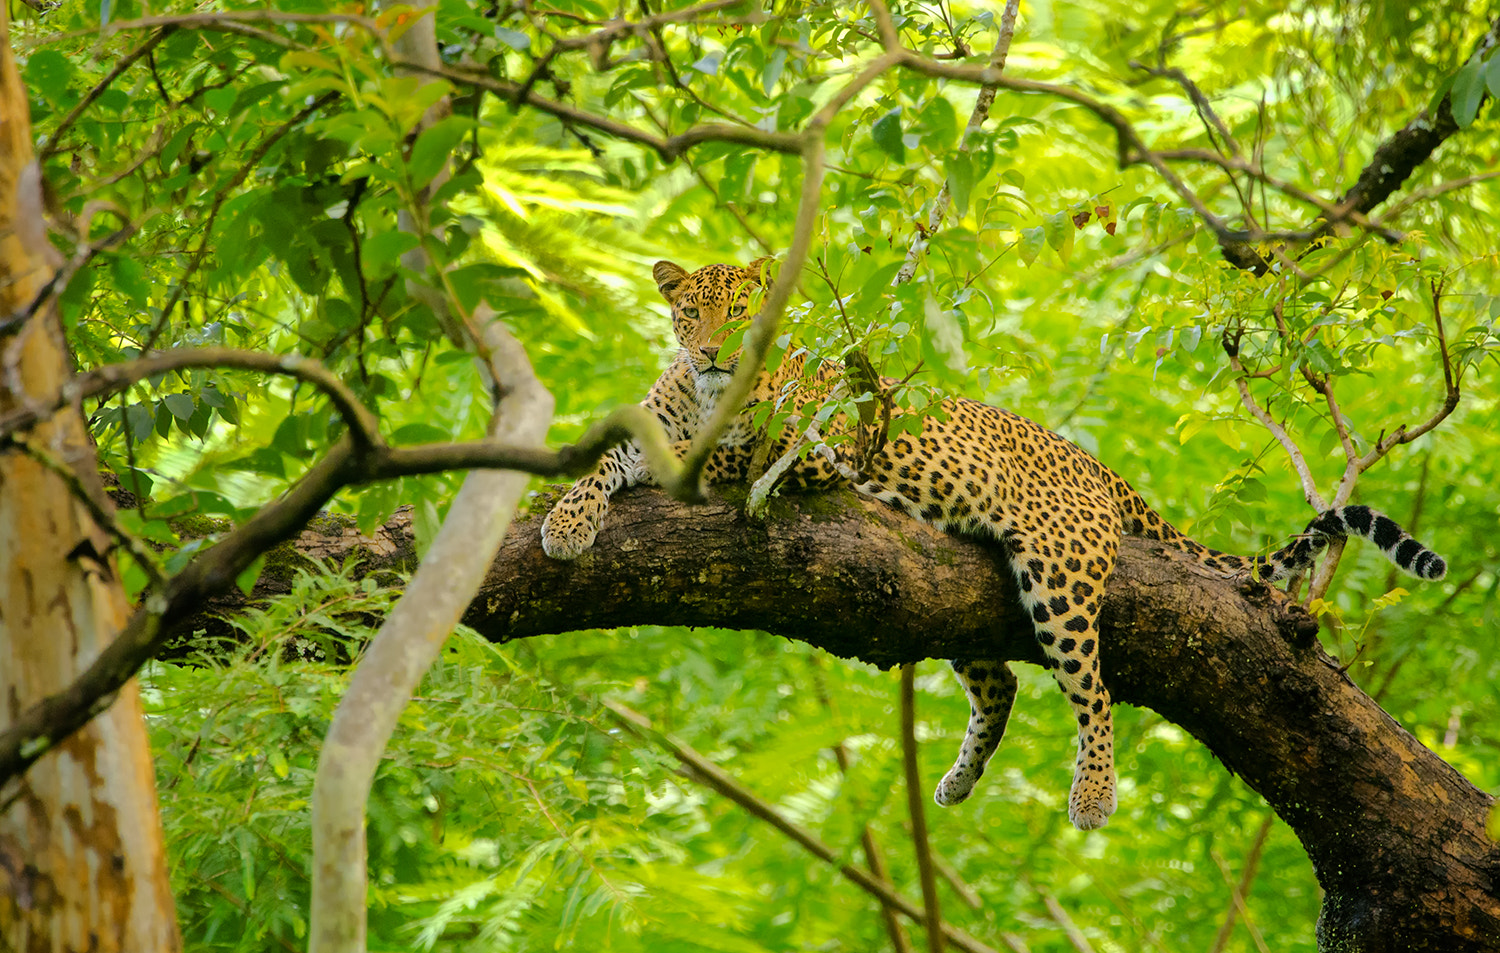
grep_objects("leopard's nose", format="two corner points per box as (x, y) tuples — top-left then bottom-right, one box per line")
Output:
(700, 346), (720, 364)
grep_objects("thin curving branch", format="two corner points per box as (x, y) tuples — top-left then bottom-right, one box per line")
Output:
(677, 136), (825, 485)
(1330, 14), (1500, 223)
(36, 27), (176, 162)
(1220, 330), (1326, 512)
(1350, 279), (1461, 473)
(603, 699), (1002, 953)
(894, 0), (1020, 287)
(0, 346), (380, 449)
(142, 90), (340, 352)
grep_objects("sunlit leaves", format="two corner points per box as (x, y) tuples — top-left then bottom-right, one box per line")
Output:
(1450, 56), (1488, 128)
(945, 152), (975, 216)
(19, 1), (1500, 949)
(870, 106), (906, 163)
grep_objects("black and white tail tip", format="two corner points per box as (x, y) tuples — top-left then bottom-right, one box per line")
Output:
(1259, 504), (1446, 582)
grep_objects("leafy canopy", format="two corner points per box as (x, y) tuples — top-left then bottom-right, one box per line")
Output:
(18, 0), (1500, 949)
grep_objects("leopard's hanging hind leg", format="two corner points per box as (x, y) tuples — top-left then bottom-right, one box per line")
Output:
(1011, 528), (1120, 831)
(934, 660), (1018, 806)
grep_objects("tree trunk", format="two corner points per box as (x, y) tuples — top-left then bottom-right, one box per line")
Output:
(0, 15), (181, 950)
(213, 485), (1498, 952)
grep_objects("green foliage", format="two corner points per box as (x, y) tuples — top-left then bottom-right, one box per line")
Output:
(149, 569), (1333, 952)
(20, 0), (1500, 948)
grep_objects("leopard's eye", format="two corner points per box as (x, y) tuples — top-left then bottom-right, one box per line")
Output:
(728, 303), (746, 318)
(682, 306), (700, 320)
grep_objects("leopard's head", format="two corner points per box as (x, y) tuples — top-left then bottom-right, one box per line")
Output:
(652, 259), (767, 394)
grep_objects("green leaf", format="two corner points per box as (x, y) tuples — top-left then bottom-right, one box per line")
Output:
(408, 115), (473, 190)
(238, 831), (257, 902)
(1176, 412), (1210, 445)
(109, 255), (149, 307)
(946, 152), (974, 217)
(494, 26), (531, 51)
(871, 107), (905, 163)
(164, 393), (195, 420)
(921, 295), (967, 374)
(1237, 477), (1267, 502)
(203, 86), (238, 117)
(1043, 211), (1075, 263)
(236, 553), (267, 598)
(1372, 587), (1409, 610)
(154, 402), (173, 439)
(1141, 202), (1163, 243)
(271, 415), (305, 455)
(721, 152), (757, 203)
(412, 495), (442, 559)
(1017, 226), (1045, 266)
(1043, 210), (1069, 251)
(762, 47), (787, 95)
(1485, 53), (1500, 98)
(391, 422), (452, 443)
(24, 51), (76, 107)
(1450, 58), (1485, 128)
(362, 230), (420, 277)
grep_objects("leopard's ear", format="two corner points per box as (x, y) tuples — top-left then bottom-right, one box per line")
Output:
(745, 256), (776, 284)
(653, 261), (690, 303)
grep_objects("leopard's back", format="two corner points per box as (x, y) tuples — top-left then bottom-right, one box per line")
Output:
(543, 257), (1447, 833)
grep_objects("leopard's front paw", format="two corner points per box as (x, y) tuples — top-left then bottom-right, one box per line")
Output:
(541, 505), (600, 560)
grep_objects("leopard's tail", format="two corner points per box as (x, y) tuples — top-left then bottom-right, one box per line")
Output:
(1102, 468), (1446, 582)
(1249, 505), (1447, 583)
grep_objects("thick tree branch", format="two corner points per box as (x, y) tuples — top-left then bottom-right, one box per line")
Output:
(459, 488), (1498, 953)
(1332, 15), (1500, 220)
(97, 481), (1500, 950)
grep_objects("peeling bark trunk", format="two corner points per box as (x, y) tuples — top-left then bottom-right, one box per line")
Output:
(0, 14), (181, 949)
(211, 486), (1498, 952)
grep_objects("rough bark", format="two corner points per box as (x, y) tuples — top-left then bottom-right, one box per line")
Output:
(0, 10), (181, 948)
(200, 485), (1500, 953)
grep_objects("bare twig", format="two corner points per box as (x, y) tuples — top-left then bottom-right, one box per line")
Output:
(930, 852), (982, 911)
(602, 700), (1003, 953)
(37, 28), (175, 162)
(1350, 280), (1461, 473)
(1376, 170), (1500, 223)
(1031, 883), (1096, 953)
(677, 136), (824, 488)
(403, 57), (808, 160)
(1148, 147), (1403, 244)
(901, 664), (945, 953)
(1209, 815), (1275, 953)
(815, 660), (915, 953)
(0, 347), (380, 449)
(1221, 330), (1326, 511)
(1129, 61), (1241, 158)
(142, 90), (340, 353)
(895, 0), (1019, 286)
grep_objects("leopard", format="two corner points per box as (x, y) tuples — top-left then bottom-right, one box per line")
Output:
(541, 258), (1448, 831)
